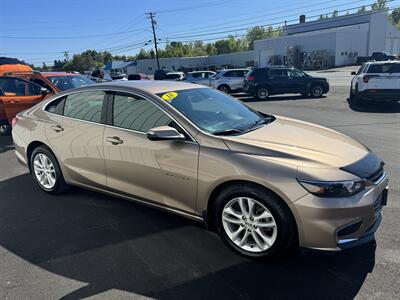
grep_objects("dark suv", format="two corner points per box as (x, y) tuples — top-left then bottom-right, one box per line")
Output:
(244, 67), (329, 100)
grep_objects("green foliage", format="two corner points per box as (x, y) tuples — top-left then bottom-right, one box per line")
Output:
(246, 26), (282, 50)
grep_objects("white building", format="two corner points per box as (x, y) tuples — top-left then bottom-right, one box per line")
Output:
(254, 11), (400, 68)
(125, 51), (254, 75)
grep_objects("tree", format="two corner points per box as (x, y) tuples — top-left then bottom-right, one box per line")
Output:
(332, 10), (339, 18)
(41, 62), (49, 71)
(358, 6), (367, 13)
(389, 8), (400, 29)
(372, 0), (388, 11)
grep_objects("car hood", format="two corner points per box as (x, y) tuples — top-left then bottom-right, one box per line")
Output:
(222, 116), (368, 168)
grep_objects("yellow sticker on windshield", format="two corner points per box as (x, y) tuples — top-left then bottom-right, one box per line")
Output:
(161, 91), (178, 101)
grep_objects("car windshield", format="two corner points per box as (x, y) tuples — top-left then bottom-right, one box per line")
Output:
(157, 88), (272, 135)
(47, 75), (94, 91)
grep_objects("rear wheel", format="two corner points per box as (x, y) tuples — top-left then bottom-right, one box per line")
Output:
(0, 125), (11, 136)
(213, 183), (297, 258)
(30, 146), (69, 194)
(256, 86), (269, 100)
(218, 85), (231, 94)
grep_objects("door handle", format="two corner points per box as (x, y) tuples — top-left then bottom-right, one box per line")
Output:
(51, 125), (64, 132)
(106, 136), (123, 145)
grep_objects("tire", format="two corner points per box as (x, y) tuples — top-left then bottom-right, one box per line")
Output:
(256, 86), (269, 100)
(30, 146), (69, 194)
(0, 125), (11, 136)
(218, 85), (231, 94)
(310, 84), (324, 98)
(212, 183), (297, 258)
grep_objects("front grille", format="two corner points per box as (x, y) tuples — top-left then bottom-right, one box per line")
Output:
(373, 192), (384, 213)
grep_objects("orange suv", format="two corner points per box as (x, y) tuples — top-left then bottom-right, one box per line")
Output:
(0, 71), (94, 135)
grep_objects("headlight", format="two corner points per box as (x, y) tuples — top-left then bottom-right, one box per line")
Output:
(297, 179), (365, 197)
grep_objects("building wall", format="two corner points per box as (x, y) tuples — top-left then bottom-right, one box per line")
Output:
(133, 51), (254, 74)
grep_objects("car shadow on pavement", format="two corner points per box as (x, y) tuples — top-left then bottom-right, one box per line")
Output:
(239, 95), (326, 103)
(0, 135), (13, 154)
(0, 174), (376, 300)
(347, 99), (400, 113)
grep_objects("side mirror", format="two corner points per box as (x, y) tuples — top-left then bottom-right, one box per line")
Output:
(147, 126), (185, 141)
(40, 87), (50, 94)
(351, 71), (357, 75)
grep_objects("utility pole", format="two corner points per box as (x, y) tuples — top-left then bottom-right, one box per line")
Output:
(146, 12), (160, 69)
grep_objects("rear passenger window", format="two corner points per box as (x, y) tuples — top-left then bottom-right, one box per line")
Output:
(46, 96), (65, 115)
(112, 93), (172, 132)
(63, 91), (105, 123)
(268, 69), (284, 77)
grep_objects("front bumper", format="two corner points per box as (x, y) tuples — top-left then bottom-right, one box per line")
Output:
(359, 89), (400, 101)
(293, 174), (388, 251)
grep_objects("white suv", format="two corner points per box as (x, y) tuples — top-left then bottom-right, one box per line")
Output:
(209, 69), (249, 93)
(350, 61), (400, 103)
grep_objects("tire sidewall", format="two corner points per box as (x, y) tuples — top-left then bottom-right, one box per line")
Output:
(30, 146), (64, 193)
(256, 86), (269, 100)
(214, 185), (295, 258)
(310, 84), (323, 97)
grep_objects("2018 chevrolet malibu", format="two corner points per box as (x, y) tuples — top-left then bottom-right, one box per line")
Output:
(12, 81), (388, 258)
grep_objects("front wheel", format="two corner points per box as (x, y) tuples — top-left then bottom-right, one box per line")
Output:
(213, 184), (297, 258)
(218, 85), (231, 94)
(310, 84), (323, 98)
(30, 146), (69, 194)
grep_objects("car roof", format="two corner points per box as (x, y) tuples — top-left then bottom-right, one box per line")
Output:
(365, 60), (400, 65)
(92, 80), (205, 94)
(41, 72), (81, 77)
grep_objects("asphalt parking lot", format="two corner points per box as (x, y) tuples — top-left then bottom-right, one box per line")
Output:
(0, 75), (399, 299)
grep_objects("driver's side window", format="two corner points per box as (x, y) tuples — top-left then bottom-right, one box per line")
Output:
(112, 92), (172, 133)
(0, 77), (42, 96)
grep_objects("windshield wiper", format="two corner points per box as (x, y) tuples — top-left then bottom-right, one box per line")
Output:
(245, 116), (273, 131)
(212, 128), (244, 136)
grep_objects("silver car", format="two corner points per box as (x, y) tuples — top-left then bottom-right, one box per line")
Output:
(210, 69), (249, 93)
(183, 71), (216, 86)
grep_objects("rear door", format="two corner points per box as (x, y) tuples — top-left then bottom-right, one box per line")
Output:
(44, 90), (108, 189)
(228, 70), (247, 90)
(267, 68), (287, 93)
(0, 77), (47, 123)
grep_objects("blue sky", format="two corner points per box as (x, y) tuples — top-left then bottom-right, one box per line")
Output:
(0, 0), (398, 66)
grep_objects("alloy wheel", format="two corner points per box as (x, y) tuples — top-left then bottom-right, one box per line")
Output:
(33, 153), (56, 189)
(222, 197), (277, 253)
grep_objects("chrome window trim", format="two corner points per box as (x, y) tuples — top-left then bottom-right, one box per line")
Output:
(42, 87), (198, 144)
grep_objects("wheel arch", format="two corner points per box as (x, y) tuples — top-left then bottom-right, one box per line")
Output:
(26, 141), (52, 172)
(205, 179), (298, 239)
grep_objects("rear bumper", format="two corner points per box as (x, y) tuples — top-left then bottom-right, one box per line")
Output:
(293, 174), (388, 251)
(359, 89), (400, 101)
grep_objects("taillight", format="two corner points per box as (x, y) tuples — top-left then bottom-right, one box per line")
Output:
(11, 117), (18, 128)
(247, 75), (254, 81)
(363, 74), (379, 83)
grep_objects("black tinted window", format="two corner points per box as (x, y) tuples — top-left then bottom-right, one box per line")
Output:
(46, 96), (65, 115)
(63, 91), (105, 123)
(0, 77), (41, 96)
(165, 74), (181, 79)
(113, 93), (172, 132)
(268, 69), (284, 77)
(367, 63), (400, 73)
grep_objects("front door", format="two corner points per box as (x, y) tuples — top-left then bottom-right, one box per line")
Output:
(44, 90), (107, 189)
(286, 69), (308, 94)
(103, 92), (199, 214)
(0, 77), (47, 123)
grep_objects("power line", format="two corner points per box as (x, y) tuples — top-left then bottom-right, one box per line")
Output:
(162, 1), (396, 40)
